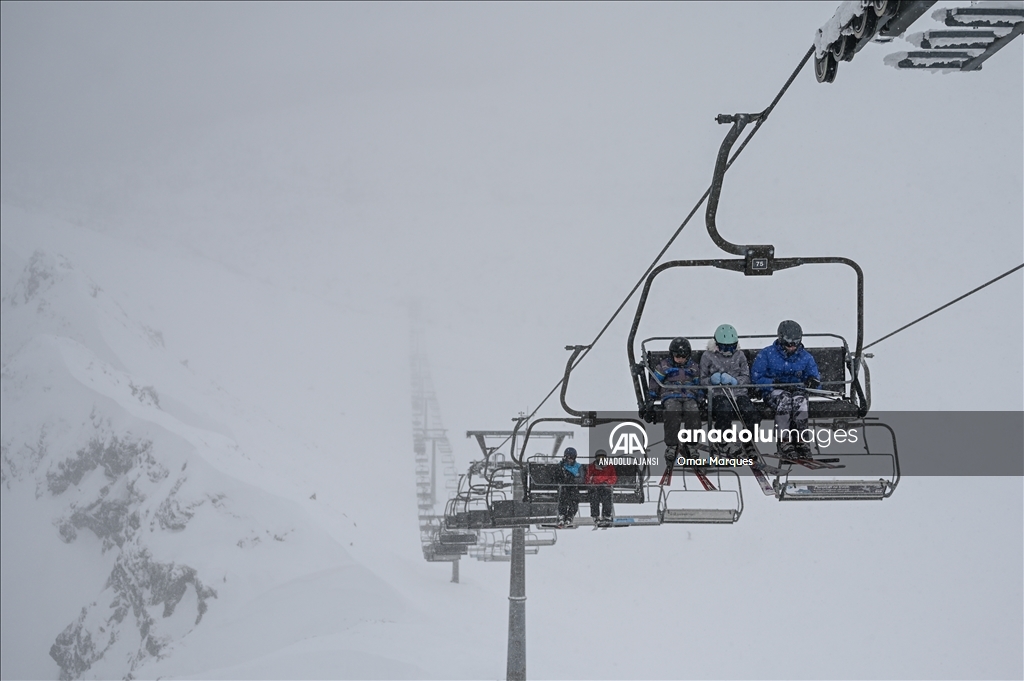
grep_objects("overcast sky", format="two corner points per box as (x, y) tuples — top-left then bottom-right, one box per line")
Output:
(4, 2), (1020, 437)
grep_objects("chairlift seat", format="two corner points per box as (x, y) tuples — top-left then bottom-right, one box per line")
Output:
(490, 500), (559, 527)
(644, 343), (860, 421)
(777, 479), (893, 500)
(657, 471), (743, 523)
(423, 543), (467, 559)
(524, 463), (645, 505)
(445, 510), (492, 529)
(523, 531), (557, 547)
(438, 531), (478, 545)
(661, 508), (739, 523)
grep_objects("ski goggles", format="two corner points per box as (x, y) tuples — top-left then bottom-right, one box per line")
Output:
(718, 343), (737, 354)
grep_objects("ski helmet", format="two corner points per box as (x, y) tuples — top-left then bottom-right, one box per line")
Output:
(564, 447), (577, 459)
(714, 324), (738, 345)
(669, 337), (691, 359)
(778, 320), (803, 345)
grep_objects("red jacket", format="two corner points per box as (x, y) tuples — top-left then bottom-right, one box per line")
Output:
(585, 462), (617, 486)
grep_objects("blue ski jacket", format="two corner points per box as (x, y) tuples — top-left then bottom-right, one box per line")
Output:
(650, 357), (701, 402)
(751, 340), (820, 397)
(560, 461), (582, 484)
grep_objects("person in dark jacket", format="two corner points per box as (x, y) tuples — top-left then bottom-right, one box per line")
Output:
(700, 323), (759, 456)
(650, 337), (702, 461)
(752, 320), (821, 455)
(584, 449), (617, 524)
(556, 447), (583, 527)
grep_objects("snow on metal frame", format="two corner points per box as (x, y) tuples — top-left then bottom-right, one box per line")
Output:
(815, 0), (868, 57)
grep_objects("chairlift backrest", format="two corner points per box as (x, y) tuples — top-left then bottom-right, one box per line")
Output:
(641, 335), (863, 419)
(645, 341), (848, 395)
(524, 461), (645, 504)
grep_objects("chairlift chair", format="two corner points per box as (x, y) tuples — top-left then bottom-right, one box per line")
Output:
(658, 466), (744, 523)
(627, 112), (900, 501)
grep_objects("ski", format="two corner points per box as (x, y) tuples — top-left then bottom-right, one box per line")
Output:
(750, 463), (776, 496)
(777, 454), (845, 470)
(659, 447), (678, 486)
(539, 519), (577, 530)
(659, 463), (674, 487)
(693, 467), (717, 491)
(804, 387), (846, 400)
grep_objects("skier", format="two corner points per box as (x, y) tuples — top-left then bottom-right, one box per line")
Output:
(584, 449), (616, 525)
(700, 323), (759, 457)
(650, 337), (702, 462)
(752, 320), (821, 456)
(556, 447), (583, 527)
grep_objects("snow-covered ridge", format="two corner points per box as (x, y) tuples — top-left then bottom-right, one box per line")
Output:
(0, 244), (409, 679)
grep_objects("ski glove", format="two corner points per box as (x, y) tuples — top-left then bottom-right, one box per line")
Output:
(804, 376), (820, 389)
(710, 372), (722, 385)
(721, 373), (738, 386)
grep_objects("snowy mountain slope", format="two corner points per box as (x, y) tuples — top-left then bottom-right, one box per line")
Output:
(0, 209), (512, 675)
(0, 237), (499, 680)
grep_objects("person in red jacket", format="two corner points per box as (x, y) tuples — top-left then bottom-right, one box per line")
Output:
(585, 449), (617, 525)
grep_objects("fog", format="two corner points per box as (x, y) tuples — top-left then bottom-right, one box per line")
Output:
(2, 2), (1022, 679)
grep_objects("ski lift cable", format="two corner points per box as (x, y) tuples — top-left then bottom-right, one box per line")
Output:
(862, 263), (1023, 351)
(487, 46), (817, 453)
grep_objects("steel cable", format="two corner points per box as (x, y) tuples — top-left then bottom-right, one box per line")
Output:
(863, 263), (1023, 351)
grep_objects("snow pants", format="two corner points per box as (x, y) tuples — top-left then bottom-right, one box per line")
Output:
(710, 392), (758, 432)
(768, 389), (809, 437)
(589, 485), (613, 520)
(664, 397), (701, 451)
(558, 484), (580, 521)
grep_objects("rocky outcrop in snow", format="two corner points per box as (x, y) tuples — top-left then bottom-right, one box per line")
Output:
(49, 546), (217, 680)
(3, 235), (404, 680)
(2, 250), (227, 679)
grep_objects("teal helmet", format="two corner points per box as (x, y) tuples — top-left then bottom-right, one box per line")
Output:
(714, 324), (738, 345)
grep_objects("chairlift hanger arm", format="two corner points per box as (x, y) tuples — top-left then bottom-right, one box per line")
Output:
(560, 345), (589, 418)
(707, 113), (774, 265)
(517, 418), (577, 464)
(707, 113), (762, 256)
(516, 413), (648, 464)
(508, 415), (528, 468)
(558, 344), (612, 428)
(515, 416), (617, 464)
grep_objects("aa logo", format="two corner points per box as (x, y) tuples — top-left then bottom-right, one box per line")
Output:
(609, 422), (648, 456)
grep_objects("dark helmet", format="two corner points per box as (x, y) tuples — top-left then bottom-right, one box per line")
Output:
(594, 449), (609, 461)
(564, 447), (577, 460)
(777, 320), (803, 345)
(669, 337), (691, 360)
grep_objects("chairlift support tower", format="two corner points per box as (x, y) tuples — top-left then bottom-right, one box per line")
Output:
(411, 353), (466, 580)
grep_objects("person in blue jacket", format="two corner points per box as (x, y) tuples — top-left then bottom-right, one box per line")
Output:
(752, 320), (821, 456)
(649, 337), (702, 461)
(556, 447), (583, 527)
